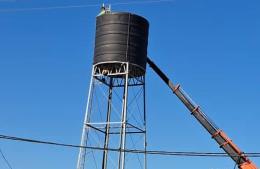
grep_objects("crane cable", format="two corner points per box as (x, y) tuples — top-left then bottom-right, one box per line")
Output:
(0, 0), (174, 13)
(1, 134), (260, 158)
(0, 148), (13, 169)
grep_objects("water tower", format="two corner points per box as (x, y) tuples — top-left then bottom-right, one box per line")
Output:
(77, 6), (149, 169)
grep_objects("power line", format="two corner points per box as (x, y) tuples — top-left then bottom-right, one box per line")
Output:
(0, 0), (174, 13)
(0, 148), (13, 169)
(1, 134), (260, 158)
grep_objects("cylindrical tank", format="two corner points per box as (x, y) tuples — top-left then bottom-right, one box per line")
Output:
(93, 12), (149, 77)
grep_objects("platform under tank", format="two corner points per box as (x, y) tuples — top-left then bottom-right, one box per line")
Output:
(93, 12), (149, 77)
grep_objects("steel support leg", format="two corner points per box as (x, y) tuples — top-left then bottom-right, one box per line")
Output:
(102, 77), (113, 169)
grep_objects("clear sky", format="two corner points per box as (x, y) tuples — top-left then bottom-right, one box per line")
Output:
(0, 0), (260, 169)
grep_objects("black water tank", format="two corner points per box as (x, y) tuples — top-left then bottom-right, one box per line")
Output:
(93, 12), (149, 75)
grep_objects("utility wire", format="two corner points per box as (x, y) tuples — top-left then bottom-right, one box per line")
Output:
(0, 0), (174, 13)
(0, 148), (13, 169)
(1, 134), (260, 158)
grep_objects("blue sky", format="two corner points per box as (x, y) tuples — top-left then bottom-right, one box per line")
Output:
(0, 0), (260, 169)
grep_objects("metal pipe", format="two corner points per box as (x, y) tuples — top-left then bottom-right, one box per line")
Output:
(102, 77), (113, 169)
(77, 66), (95, 169)
(118, 63), (129, 169)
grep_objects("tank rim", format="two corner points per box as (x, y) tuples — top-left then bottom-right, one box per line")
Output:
(97, 12), (149, 25)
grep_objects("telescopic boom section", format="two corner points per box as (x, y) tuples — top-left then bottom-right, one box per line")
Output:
(147, 57), (258, 169)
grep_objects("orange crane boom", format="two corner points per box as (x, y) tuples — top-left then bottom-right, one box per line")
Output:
(147, 57), (258, 169)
